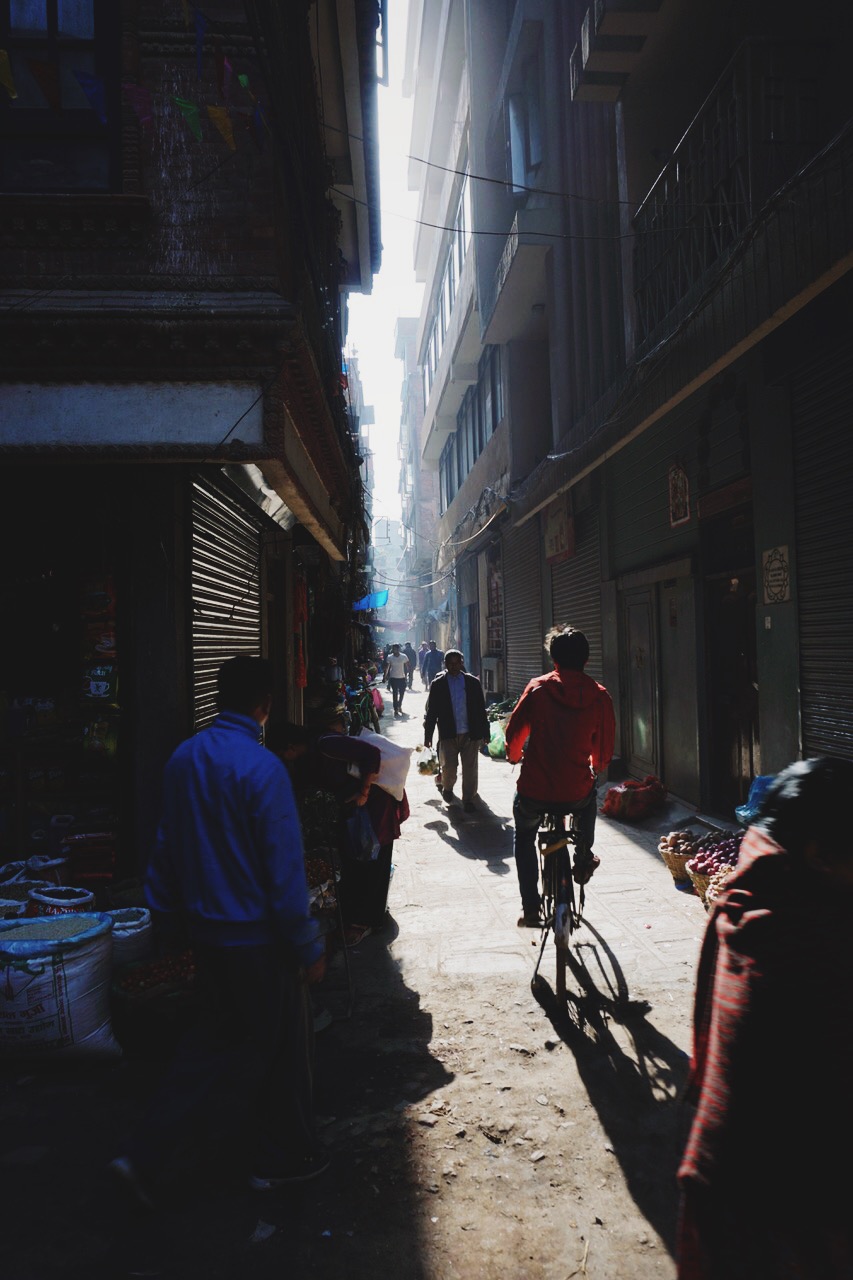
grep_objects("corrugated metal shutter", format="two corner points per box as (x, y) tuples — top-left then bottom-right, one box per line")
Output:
(551, 506), (603, 681)
(502, 520), (543, 695)
(792, 353), (853, 759)
(191, 477), (263, 729)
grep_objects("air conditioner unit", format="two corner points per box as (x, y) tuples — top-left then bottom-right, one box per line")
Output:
(480, 656), (504, 695)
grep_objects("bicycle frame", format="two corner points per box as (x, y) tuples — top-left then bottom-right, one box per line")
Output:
(532, 811), (587, 1000)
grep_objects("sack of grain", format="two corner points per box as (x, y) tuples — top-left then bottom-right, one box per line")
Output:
(0, 881), (52, 920)
(27, 885), (96, 915)
(105, 907), (152, 967)
(0, 913), (121, 1058)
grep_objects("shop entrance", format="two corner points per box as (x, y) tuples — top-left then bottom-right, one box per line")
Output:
(702, 508), (759, 816)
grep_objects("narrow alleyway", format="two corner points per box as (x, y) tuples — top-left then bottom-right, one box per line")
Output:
(0, 687), (711, 1280)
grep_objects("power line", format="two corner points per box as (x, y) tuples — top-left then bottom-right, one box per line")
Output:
(323, 118), (745, 215)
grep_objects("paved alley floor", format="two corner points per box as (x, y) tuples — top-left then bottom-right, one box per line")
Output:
(0, 683), (716, 1280)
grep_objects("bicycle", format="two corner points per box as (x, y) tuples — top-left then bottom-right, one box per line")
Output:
(531, 807), (598, 1001)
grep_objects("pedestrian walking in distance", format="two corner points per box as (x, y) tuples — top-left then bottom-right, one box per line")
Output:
(421, 639), (444, 686)
(109, 656), (328, 1208)
(402, 641), (417, 689)
(384, 643), (409, 717)
(505, 626), (615, 927)
(423, 648), (490, 813)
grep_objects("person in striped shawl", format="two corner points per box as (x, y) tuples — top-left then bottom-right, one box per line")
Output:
(677, 757), (853, 1279)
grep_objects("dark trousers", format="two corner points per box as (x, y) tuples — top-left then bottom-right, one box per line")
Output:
(127, 943), (316, 1178)
(389, 677), (407, 712)
(513, 789), (597, 915)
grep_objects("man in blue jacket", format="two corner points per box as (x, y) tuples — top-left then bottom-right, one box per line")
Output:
(421, 639), (445, 686)
(110, 657), (327, 1207)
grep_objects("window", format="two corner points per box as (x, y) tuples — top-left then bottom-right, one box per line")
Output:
(506, 53), (543, 195)
(0, 0), (117, 191)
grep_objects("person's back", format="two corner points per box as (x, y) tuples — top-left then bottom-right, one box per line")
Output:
(506, 666), (613, 804)
(423, 642), (444, 684)
(151, 692), (315, 952)
(506, 627), (615, 926)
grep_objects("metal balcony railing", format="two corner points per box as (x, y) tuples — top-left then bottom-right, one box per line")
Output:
(632, 41), (825, 347)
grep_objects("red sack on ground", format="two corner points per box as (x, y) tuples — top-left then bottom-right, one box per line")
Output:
(601, 775), (666, 820)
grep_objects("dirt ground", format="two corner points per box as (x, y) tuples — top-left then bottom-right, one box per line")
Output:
(0, 685), (708, 1279)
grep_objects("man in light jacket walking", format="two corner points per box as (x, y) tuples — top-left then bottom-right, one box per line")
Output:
(424, 649), (490, 813)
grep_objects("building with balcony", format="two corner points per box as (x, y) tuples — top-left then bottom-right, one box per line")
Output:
(0, 1), (383, 874)
(405, 0), (853, 814)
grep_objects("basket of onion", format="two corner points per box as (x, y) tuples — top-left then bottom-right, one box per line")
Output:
(685, 830), (745, 905)
(657, 831), (700, 885)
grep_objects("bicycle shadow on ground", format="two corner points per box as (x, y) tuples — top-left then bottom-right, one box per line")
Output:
(531, 917), (690, 1256)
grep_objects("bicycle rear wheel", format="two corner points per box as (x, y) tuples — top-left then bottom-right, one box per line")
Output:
(540, 815), (572, 1001)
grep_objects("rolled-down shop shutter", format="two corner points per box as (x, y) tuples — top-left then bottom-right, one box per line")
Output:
(551, 506), (603, 682)
(191, 477), (263, 729)
(502, 519), (544, 696)
(792, 350), (853, 759)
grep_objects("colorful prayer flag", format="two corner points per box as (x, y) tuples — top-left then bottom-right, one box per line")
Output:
(0, 50), (18, 100)
(174, 95), (202, 141)
(73, 69), (106, 123)
(206, 104), (236, 151)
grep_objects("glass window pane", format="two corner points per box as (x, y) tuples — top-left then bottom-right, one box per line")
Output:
(58, 0), (95, 39)
(60, 49), (95, 110)
(492, 347), (504, 425)
(10, 0), (48, 37)
(8, 50), (51, 107)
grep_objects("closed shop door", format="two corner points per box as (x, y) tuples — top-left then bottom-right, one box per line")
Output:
(792, 352), (853, 759)
(191, 477), (263, 729)
(458, 556), (479, 674)
(551, 507), (603, 681)
(502, 521), (543, 696)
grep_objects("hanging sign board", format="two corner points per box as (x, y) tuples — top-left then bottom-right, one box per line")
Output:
(544, 495), (574, 565)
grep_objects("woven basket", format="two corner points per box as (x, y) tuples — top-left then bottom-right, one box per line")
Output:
(704, 867), (735, 907)
(658, 845), (693, 885)
(686, 864), (712, 903)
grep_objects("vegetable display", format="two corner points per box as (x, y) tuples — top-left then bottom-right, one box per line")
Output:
(115, 949), (196, 996)
(685, 829), (745, 878)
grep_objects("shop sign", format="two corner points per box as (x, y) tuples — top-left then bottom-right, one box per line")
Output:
(544, 495), (574, 565)
(668, 463), (690, 527)
(762, 546), (791, 603)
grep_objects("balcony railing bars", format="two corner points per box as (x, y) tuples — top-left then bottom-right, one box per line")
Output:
(633, 41), (822, 346)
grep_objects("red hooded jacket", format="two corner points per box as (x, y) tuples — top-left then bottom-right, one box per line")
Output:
(505, 668), (615, 804)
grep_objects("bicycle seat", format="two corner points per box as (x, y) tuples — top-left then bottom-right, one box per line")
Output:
(542, 802), (585, 818)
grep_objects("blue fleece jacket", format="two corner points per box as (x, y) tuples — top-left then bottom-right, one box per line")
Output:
(145, 711), (322, 968)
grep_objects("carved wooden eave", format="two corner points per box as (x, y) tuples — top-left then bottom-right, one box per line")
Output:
(0, 289), (355, 560)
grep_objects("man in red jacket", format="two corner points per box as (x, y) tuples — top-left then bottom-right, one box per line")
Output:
(505, 627), (615, 927)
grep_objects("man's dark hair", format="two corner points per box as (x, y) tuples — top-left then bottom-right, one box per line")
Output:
(217, 656), (273, 714)
(428, 640), (437, 648)
(548, 627), (589, 670)
(444, 648), (463, 662)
